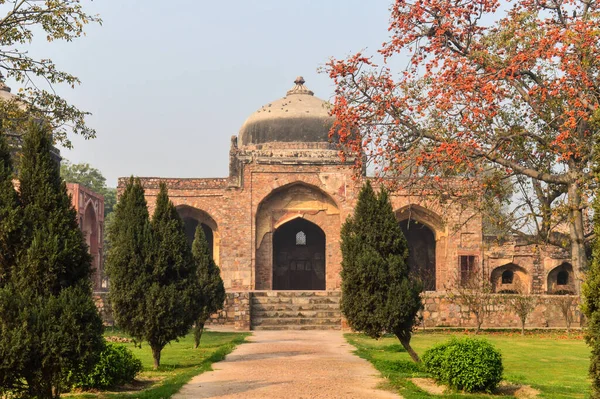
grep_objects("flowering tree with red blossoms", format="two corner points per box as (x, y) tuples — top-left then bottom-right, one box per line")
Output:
(327, 0), (600, 274)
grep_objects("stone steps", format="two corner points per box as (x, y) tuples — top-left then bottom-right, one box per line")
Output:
(250, 291), (342, 331)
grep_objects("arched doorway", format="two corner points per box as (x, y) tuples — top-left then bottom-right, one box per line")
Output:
(272, 218), (326, 290)
(182, 217), (214, 260)
(399, 219), (436, 291)
(82, 202), (100, 290)
(176, 205), (220, 265)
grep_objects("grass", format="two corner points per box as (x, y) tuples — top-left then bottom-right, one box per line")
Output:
(346, 330), (590, 399)
(70, 329), (249, 399)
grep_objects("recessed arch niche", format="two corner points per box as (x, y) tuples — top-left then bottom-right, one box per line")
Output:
(395, 205), (445, 291)
(82, 201), (100, 290)
(547, 262), (575, 294)
(255, 182), (340, 290)
(491, 263), (529, 293)
(176, 205), (220, 266)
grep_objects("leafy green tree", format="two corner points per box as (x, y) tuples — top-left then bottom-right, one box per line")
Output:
(60, 161), (117, 215)
(106, 181), (200, 369)
(340, 181), (423, 363)
(192, 226), (225, 348)
(583, 187), (600, 398)
(0, 130), (20, 284)
(0, 121), (104, 398)
(0, 0), (101, 148)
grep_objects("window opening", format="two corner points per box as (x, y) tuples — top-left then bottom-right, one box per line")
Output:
(501, 270), (514, 284)
(296, 231), (306, 246)
(557, 270), (569, 285)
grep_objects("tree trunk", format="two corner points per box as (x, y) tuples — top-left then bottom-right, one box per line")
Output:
(194, 322), (205, 349)
(151, 345), (162, 370)
(394, 330), (421, 363)
(521, 319), (526, 336)
(568, 182), (588, 285)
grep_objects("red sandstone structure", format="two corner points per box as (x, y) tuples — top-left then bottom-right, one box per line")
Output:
(117, 77), (580, 330)
(67, 183), (105, 292)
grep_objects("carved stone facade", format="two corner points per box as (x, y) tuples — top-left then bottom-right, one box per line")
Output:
(117, 77), (576, 330)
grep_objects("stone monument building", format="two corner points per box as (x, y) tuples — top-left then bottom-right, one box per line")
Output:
(120, 77), (578, 330)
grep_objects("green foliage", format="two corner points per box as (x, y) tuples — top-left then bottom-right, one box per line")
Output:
(192, 226), (226, 348)
(0, 121), (104, 398)
(106, 181), (201, 369)
(70, 343), (142, 390)
(60, 161), (116, 216)
(423, 337), (503, 393)
(340, 181), (423, 362)
(0, 131), (21, 284)
(105, 177), (153, 344)
(583, 183), (600, 398)
(0, 0), (102, 147)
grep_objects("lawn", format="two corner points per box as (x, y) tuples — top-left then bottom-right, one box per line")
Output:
(70, 329), (249, 399)
(346, 331), (590, 399)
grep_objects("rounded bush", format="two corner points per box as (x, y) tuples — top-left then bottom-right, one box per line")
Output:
(423, 337), (503, 393)
(72, 342), (143, 389)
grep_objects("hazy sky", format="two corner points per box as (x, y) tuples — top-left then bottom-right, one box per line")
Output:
(12, 0), (394, 186)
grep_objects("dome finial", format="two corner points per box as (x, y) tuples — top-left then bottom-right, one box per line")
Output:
(287, 75), (314, 96)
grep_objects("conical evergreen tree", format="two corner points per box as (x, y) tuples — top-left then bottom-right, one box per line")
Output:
(583, 189), (600, 398)
(105, 177), (153, 344)
(340, 181), (423, 363)
(0, 121), (103, 398)
(192, 225), (225, 348)
(147, 182), (200, 368)
(0, 129), (20, 284)
(106, 181), (200, 369)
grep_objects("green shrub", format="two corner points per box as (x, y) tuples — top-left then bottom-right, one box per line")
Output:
(72, 343), (142, 389)
(423, 337), (503, 392)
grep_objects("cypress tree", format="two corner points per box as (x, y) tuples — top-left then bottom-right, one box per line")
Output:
(147, 182), (200, 368)
(0, 129), (20, 284)
(105, 177), (153, 344)
(340, 181), (423, 363)
(0, 121), (104, 398)
(106, 181), (201, 369)
(192, 225), (225, 348)
(583, 189), (600, 398)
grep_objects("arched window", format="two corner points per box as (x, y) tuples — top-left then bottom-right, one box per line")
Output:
(501, 270), (514, 284)
(296, 231), (306, 246)
(557, 270), (569, 285)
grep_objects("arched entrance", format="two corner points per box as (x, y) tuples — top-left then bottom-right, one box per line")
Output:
(182, 217), (214, 260)
(176, 205), (220, 265)
(272, 218), (326, 290)
(399, 219), (436, 291)
(82, 202), (100, 290)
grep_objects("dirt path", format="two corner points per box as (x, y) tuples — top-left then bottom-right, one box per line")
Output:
(173, 330), (402, 399)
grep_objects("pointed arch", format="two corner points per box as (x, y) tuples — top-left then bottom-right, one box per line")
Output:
(547, 262), (575, 294)
(176, 205), (220, 266)
(82, 201), (100, 290)
(255, 181), (340, 290)
(491, 263), (529, 293)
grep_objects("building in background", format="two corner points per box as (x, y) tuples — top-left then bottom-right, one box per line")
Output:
(119, 77), (576, 331)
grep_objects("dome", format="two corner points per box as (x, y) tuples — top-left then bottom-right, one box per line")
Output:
(238, 77), (335, 147)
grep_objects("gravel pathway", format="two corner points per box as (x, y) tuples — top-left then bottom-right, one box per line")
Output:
(173, 330), (402, 399)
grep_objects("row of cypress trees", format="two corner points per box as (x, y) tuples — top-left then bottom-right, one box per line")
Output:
(0, 121), (104, 398)
(106, 178), (225, 369)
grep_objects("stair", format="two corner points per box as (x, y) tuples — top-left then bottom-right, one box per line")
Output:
(250, 291), (342, 330)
